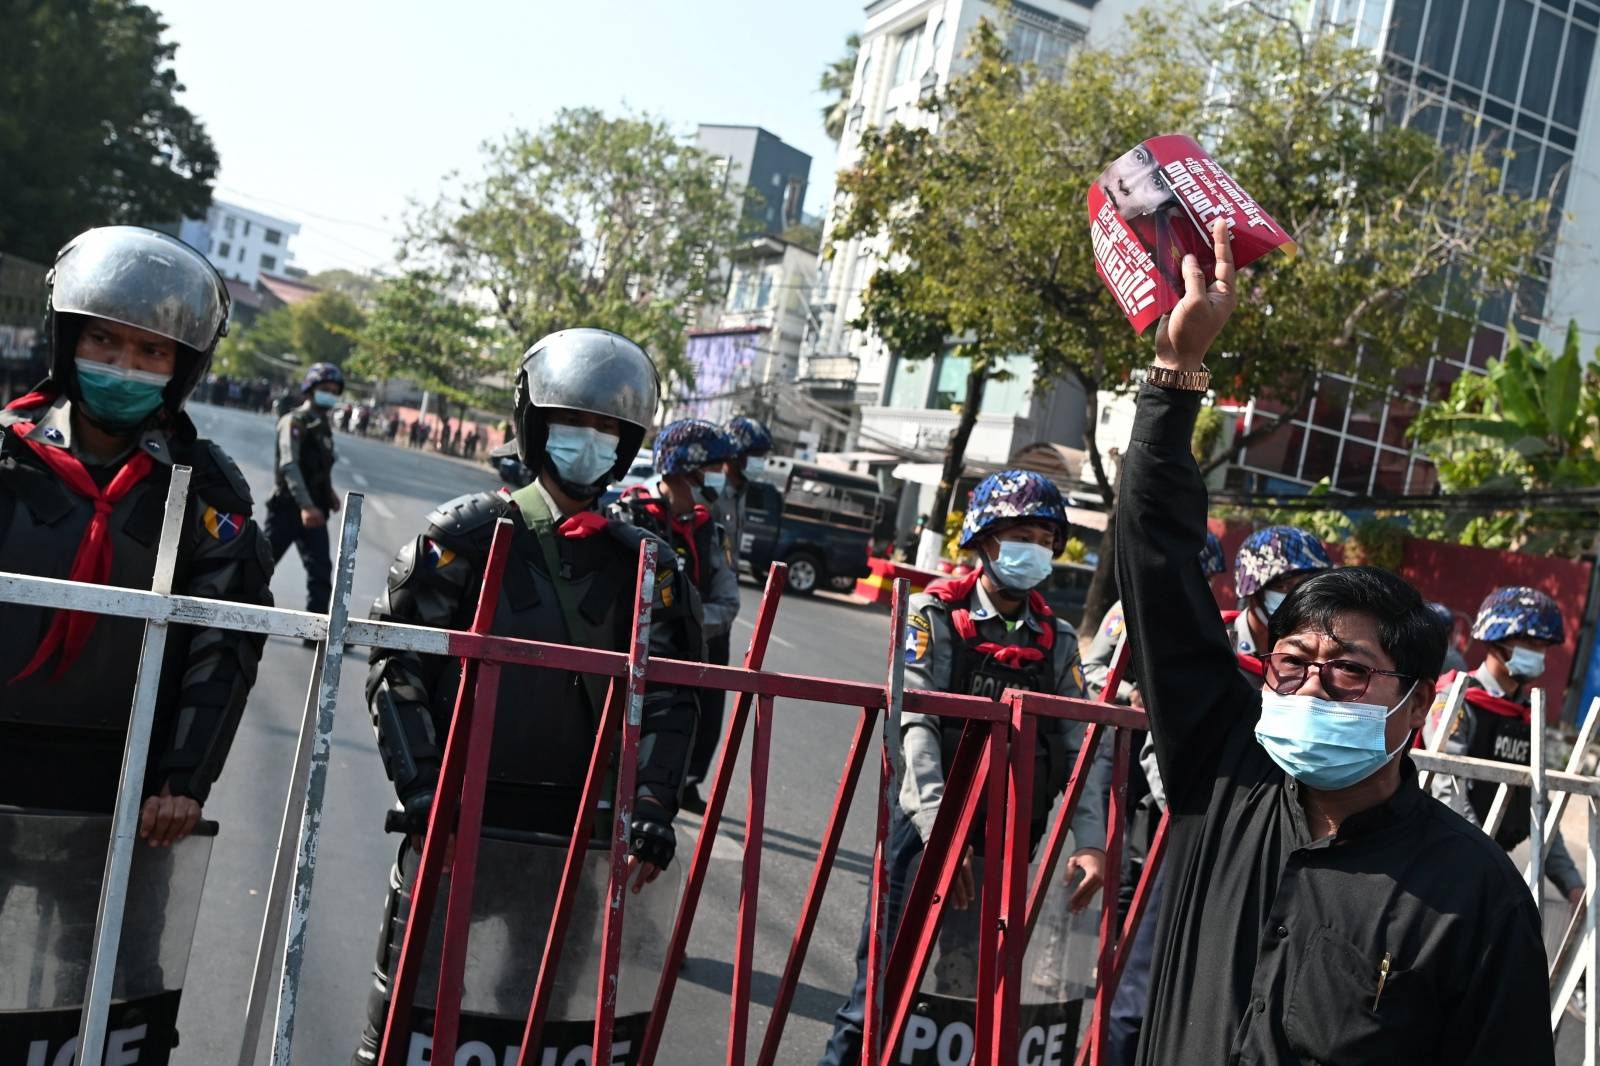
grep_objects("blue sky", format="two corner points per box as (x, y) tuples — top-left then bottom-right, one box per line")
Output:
(150, 0), (865, 274)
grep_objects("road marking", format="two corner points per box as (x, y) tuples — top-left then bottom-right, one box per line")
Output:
(734, 615), (795, 650)
(351, 472), (370, 488)
(366, 497), (396, 520)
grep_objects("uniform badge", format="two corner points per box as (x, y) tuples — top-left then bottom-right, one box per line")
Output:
(904, 614), (932, 665)
(203, 506), (245, 542)
(1071, 660), (1087, 693)
(41, 426), (63, 444)
(423, 538), (456, 570)
(1101, 603), (1125, 641)
(658, 570), (675, 609)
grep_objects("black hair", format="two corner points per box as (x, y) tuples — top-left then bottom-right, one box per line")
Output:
(1268, 565), (1448, 682)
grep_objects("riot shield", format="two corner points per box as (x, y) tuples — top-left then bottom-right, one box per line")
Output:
(387, 829), (681, 1066)
(0, 809), (215, 1066)
(895, 845), (1094, 1066)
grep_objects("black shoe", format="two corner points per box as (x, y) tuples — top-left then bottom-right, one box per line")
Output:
(680, 784), (706, 815)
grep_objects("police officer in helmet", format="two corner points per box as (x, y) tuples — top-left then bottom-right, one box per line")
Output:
(1429, 586), (1584, 907)
(0, 225), (272, 837)
(819, 470), (1110, 1066)
(1231, 525), (1334, 661)
(713, 414), (774, 558)
(354, 328), (702, 1062)
(269, 361), (343, 614)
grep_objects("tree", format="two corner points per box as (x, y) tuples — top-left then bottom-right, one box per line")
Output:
(352, 270), (502, 432)
(406, 108), (742, 391)
(834, 8), (1549, 629)
(819, 33), (862, 143)
(307, 269), (381, 308)
(1409, 322), (1600, 556)
(291, 291), (365, 368)
(0, 0), (218, 262)
(213, 307), (296, 380)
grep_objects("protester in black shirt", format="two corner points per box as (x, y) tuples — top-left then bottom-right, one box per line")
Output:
(1117, 219), (1553, 1066)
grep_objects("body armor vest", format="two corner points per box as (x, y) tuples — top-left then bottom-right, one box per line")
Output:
(276, 408), (335, 505)
(1449, 671), (1534, 849)
(619, 491), (716, 595)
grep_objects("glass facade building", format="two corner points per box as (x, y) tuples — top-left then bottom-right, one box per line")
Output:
(1233, 0), (1598, 495)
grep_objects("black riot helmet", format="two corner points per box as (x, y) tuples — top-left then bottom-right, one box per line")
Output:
(45, 226), (230, 418)
(512, 328), (660, 495)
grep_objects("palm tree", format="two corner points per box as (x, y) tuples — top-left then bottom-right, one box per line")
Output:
(820, 33), (862, 143)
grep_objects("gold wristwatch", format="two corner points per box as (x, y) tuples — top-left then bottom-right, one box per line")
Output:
(1146, 363), (1211, 392)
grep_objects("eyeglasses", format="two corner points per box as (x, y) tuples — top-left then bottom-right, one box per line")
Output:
(1261, 653), (1415, 702)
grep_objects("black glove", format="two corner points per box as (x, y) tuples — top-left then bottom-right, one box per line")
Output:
(393, 790), (434, 836)
(629, 801), (676, 869)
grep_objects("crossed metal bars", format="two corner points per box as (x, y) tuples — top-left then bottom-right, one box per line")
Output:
(8, 474), (1598, 1063)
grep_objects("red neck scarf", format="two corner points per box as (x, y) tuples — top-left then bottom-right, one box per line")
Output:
(1438, 669), (1531, 722)
(1219, 609), (1266, 676)
(558, 510), (609, 539)
(623, 488), (710, 582)
(5, 391), (157, 682)
(925, 571), (1056, 666)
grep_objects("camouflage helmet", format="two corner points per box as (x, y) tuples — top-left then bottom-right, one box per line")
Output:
(300, 362), (345, 394)
(724, 415), (774, 458)
(1471, 586), (1564, 645)
(958, 470), (1070, 549)
(1233, 525), (1333, 597)
(1200, 530), (1226, 577)
(653, 418), (736, 476)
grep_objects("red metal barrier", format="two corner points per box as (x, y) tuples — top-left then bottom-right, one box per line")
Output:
(368, 516), (1163, 1065)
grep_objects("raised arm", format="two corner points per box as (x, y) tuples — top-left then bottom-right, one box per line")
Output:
(1114, 219), (1257, 814)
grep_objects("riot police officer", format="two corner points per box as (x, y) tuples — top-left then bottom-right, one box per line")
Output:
(268, 361), (343, 613)
(612, 418), (741, 813)
(1229, 524), (1334, 665)
(712, 414), (774, 561)
(819, 470), (1110, 1066)
(0, 225), (272, 837)
(1429, 586), (1584, 907)
(354, 329), (702, 1062)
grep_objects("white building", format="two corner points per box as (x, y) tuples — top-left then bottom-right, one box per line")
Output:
(177, 201), (300, 287)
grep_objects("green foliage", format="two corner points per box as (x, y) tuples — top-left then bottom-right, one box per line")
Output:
(405, 107), (742, 391)
(0, 0), (218, 262)
(213, 307), (296, 380)
(819, 34), (861, 143)
(779, 221), (824, 252)
(1410, 322), (1600, 555)
(352, 270), (502, 414)
(944, 510), (965, 562)
(306, 269), (380, 308)
(1192, 405), (1226, 466)
(291, 291), (365, 368)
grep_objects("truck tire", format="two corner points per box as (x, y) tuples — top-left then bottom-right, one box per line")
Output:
(784, 550), (823, 596)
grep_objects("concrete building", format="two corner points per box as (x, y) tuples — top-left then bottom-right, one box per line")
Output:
(673, 235), (820, 446)
(178, 200), (301, 288)
(696, 125), (812, 238)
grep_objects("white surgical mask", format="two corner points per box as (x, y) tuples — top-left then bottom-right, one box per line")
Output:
(744, 456), (768, 477)
(1261, 589), (1288, 616)
(1504, 646), (1546, 680)
(985, 540), (1055, 592)
(544, 424), (619, 487)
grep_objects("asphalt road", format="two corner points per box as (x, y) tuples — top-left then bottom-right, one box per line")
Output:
(178, 402), (896, 1066)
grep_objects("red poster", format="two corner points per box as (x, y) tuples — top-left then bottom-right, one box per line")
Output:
(1087, 134), (1297, 334)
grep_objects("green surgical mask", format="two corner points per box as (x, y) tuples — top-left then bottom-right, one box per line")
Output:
(76, 361), (170, 428)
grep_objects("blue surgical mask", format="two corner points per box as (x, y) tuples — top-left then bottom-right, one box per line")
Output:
(1254, 680), (1417, 791)
(744, 456), (768, 478)
(1505, 646), (1546, 680)
(75, 361), (170, 427)
(701, 470), (727, 499)
(544, 424), (619, 487)
(312, 389), (339, 409)
(1261, 589), (1288, 616)
(986, 540), (1055, 592)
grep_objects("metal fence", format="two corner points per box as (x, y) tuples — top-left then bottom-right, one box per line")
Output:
(3, 473), (1596, 1064)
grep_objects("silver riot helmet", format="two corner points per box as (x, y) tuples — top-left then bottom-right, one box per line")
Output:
(46, 226), (231, 416)
(512, 328), (660, 493)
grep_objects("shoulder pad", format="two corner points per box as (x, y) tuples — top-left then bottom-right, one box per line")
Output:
(910, 590), (950, 616)
(605, 519), (680, 571)
(425, 492), (510, 546)
(187, 438), (255, 511)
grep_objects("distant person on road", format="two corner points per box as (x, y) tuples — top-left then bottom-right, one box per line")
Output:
(611, 418), (740, 814)
(354, 329), (702, 1062)
(0, 226), (272, 836)
(1117, 219), (1551, 1065)
(819, 469), (1110, 1066)
(1428, 586), (1584, 909)
(268, 362), (343, 615)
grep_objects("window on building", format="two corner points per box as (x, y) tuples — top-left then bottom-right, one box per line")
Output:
(887, 354), (932, 408)
(1418, 0), (1462, 77)
(892, 26), (921, 86)
(223, 216), (236, 237)
(217, 241), (231, 258)
(858, 54), (873, 98)
(237, 246), (245, 262)
(260, 254), (276, 272)
(1554, 26), (1595, 129)
(1387, 0), (1426, 62)
(1454, 0), (1497, 88)
(243, 221), (252, 237)
(1488, 0), (1533, 101)
(755, 268), (774, 310)
(1522, 10), (1566, 115)
(265, 228), (283, 245)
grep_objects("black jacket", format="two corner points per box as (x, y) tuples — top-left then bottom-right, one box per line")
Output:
(1117, 383), (1552, 1066)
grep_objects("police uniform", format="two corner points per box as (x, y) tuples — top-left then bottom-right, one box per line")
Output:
(0, 394), (273, 810)
(268, 394), (337, 612)
(1429, 664), (1583, 897)
(352, 328), (701, 1062)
